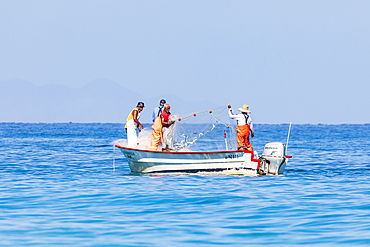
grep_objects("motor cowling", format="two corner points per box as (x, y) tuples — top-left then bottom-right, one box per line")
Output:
(259, 142), (286, 175)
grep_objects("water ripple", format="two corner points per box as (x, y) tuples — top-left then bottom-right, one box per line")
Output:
(1, 123), (370, 245)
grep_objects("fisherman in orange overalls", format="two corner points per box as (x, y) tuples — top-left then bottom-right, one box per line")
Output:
(228, 104), (254, 152)
(150, 103), (174, 151)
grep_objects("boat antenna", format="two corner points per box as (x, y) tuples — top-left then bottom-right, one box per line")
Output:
(286, 122), (292, 160)
(113, 143), (116, 172)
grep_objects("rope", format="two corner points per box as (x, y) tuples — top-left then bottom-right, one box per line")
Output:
(178, 110), (210, 121)
(227, 109), (235, 150)
(113, 143), (116, 172)
(210, 110), (235, 150)
(210, 111), (229, 127)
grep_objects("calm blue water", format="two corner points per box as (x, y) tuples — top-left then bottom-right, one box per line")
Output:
(1, 123), (370, 246)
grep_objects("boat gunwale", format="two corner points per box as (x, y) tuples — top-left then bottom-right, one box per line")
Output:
(115, 144), (250, 155)
(115, 144), (260, 163)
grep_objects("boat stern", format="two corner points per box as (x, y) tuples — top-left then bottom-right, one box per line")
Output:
(259, 142), (288, 175)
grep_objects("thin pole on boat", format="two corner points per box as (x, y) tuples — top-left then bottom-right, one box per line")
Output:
(113, 144), (116, 172)
(224, 130), (228, 151)
(286, 122), (292, 163)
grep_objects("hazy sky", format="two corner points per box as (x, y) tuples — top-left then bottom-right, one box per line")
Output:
(1, 1), (369, 123)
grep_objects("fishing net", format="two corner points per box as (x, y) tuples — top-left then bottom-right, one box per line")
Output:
(158, 106), (238, 151)
(115, 105), (239, 151)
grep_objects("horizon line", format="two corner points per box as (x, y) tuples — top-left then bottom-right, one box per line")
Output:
(1, 122), (369, 125)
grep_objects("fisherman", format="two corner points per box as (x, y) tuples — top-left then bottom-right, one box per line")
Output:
(228, 104), (254, 152)
(161, 103), (174, 149)
(150, 103), (173, 151)
(125, 102), (144, 147)
(152, 99), (166, 122)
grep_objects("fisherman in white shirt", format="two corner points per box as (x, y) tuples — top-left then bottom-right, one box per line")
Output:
(228, 104), (254, 152)
(125, 102), (144, 147)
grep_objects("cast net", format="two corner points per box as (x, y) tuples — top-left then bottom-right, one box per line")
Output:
(131, 105), (238, 151)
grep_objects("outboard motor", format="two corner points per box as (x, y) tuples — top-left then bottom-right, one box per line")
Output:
(259, 142), (287, 175)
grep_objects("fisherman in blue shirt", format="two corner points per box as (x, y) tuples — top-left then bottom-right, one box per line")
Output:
(152, 99), (166, 122)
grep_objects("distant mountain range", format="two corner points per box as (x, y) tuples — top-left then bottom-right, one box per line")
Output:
(0, 79), (215, 123)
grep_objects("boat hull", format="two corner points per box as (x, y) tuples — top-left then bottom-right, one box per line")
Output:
(115, 145), (260, 173)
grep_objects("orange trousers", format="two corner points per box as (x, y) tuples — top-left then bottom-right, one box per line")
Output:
(236, 125), (253, 152)
(150, 116), (163, 151)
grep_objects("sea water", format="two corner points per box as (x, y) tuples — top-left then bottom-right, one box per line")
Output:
(0, 123), (369, 246)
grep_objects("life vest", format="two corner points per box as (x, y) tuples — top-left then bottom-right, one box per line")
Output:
(125, 108), (141, 129)
(161, 110), (170, 122)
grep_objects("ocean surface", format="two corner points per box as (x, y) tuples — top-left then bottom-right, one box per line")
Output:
(1, 123), (370, 246)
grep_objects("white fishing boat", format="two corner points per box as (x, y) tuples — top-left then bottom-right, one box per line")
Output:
(115, 141), (291, 175)
(114, 107), (292, 175)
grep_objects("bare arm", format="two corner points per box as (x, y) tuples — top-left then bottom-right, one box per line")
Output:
(249, 119), (254, 138)
(161, 115), (171, 127)
(132, 110), (144, 131)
